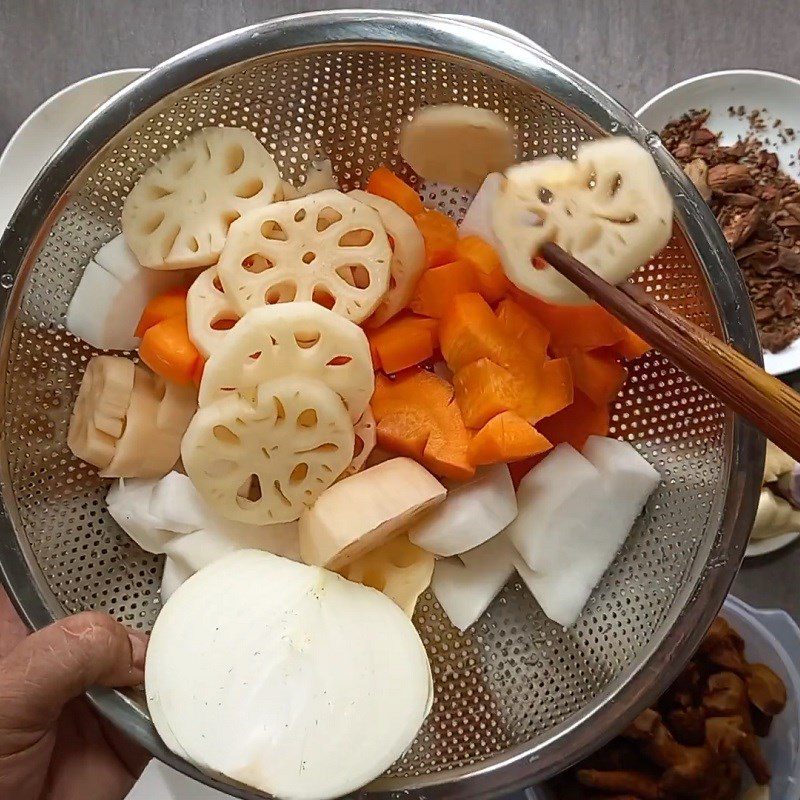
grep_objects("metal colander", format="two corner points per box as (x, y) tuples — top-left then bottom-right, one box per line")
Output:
(0, 11), (763, 799)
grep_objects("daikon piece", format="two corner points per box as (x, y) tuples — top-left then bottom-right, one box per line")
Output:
(148, 470), (210, 534)
(183, 377), (354, 525)
(160, 556), (193, 603)
(299, 457), (446, 570)
(409, 464), (517, 556)
(122, 127), (281, 270)
(459, 172), (502, 245)
(492, 137), (673, 304)
(506, 443), (600, 572)
(107, 478), (175, 554)
(198, 302), (373, 422)
(400, 105), (515, 189)
(349, 190), (426, 327)
(217, 189), (391, 324)
(145, 550), (432, 800)
(431, 534), (516, 632)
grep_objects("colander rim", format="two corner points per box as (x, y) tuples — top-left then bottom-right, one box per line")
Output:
(0, 9), (764, 799)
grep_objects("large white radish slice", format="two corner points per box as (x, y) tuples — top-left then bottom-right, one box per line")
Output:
(122, 127), (281, 270)
(492, 137), (673, 304)
(341, 407), (376, 478)
(458, 172), (502, 245)
(217, 189), (391, 323)
(409, 464), (517, 556)
(182, 377), (354, 525)
(145, 550), (433, 800)
(400, 104), (515, 189)
(348, 190), (425, 328)
(198, 302), (373, 421)
(338, 534), (434, 617)
(186, 267), (240, 358)
(68, 355), (135, 469)
(100, 369), (197, 479)
(107, 478), (175, 554)
(299, 458), (446, 570)
(431, 534), (516, 632)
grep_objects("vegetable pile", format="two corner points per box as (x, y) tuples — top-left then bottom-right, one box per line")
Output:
(63, 109), (676, 799)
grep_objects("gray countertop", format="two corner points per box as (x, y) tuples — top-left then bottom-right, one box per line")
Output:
(0, 0), (797, 618)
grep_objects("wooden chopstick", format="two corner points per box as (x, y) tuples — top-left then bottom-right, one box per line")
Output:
(540, 241), (800, 462)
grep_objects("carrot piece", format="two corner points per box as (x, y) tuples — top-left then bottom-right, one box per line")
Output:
(535, 357), (574, 420)
(613, 327), (652, 361)
(495, 297), (550, 362)
(569, 349), (628, 405)
(468, 411), (552, 465)
(410, 260), (478, 318)
(455, 235), (508, 303)
(510, 288), (627, 354)
(368, 314), (438, 373)
(452, 358), (521, 428)
(135, 287), (188, 337)
(537, 390), (610, 451)
(366, 166), (423, 217)
(139, 314), (202, 385)
(371, 369), (474, 480)
(414, 209), (459, 268)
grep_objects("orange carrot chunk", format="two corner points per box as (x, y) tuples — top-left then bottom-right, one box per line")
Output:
(455, 235), (508, 304)
(139, 314), (202, 385)
(468, 411), (552, 465)
(452, 358), (521, 429)
(371, 369), (474, 481)
(569, 349), (628, 405)
(410, 260), (478, 318)
(414, 209), (459, 268)
(537, 390), (610, 451)
(368, 314), (438, 374)
(613, 327), (652, 361)
(535, 357), (574, 420)
(495, 297), (550, 362)
(135, 287), (188, 338)
(366, 166), (424, 217)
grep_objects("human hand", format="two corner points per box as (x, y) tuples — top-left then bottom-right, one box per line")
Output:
(0, 587), (150, 800)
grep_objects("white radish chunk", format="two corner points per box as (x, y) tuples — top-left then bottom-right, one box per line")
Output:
(183, 377), (354, 525)
(506, 443), (599, 572)
(459, 172), (502, 245)
(338, 534), (433, 617)
(511, 436), (660, 627)
(431, 534), (516, 632)
(145, 550), (433, 800)
(122, 127), (281, 270)
(217, 189), (391, 324)
(148, 471), (210, 534)
(107, 478), (175, 554)
(492, 137), (673, 305)
(400, 105), (515, 189)
(409, 464), (517, 556)
(160, 557), (193, 603)
(198, 302), (373, 422)
(299, 458), (446, 570)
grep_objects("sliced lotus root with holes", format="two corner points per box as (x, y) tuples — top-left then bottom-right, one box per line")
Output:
(340, 407), (376, 478)
(68, 355), (135, 469)
(186, 267), (241, 358)
(122, 127), (281, 270)
(198, 302), (373, 421)
(492, 137), (674, 304)
(182, 377), (354, 524)
(217, 189), (391, 323)
(100, 367), (197, 479)
(338, 534), (434, 617)
(349, 190), (426, 328)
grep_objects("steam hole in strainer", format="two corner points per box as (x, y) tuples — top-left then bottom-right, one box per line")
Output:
(212, 425), (240, 445)
(538, 187), (554, 204)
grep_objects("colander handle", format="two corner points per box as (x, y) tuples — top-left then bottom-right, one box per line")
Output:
(541, 241), (800, 461)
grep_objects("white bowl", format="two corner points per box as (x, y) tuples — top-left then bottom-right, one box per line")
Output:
(636, 70), (800, 377)
(0, 68), (146, 232)
(526, 595), (800, 800)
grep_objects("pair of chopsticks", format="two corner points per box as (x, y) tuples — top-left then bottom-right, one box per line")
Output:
(541, 241), (800, 461)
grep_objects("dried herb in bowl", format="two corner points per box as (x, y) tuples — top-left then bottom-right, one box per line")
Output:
(661, 109), (800, 353)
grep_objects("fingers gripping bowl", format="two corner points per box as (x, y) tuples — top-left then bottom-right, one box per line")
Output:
(0, 11), (762, 800)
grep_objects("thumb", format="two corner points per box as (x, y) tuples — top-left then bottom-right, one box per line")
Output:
(0, 611), (147, 742)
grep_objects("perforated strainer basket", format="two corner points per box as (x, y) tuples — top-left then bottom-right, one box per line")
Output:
(0, 11), (764, 799)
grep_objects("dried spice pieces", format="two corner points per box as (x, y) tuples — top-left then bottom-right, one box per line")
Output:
(661, 109), (800, 352)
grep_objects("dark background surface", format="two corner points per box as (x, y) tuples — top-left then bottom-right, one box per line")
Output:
(0, 0), (797, 617)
